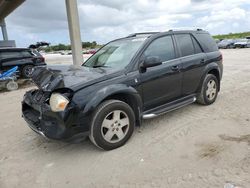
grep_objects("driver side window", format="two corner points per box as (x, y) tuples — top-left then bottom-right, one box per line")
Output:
(144, 35), (176, 62)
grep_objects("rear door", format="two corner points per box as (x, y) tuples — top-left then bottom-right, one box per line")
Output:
(139, 35), (183, 110)
(174, 34), (207, 95)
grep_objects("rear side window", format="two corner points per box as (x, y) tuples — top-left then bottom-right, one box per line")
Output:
(144, 35), (175, 62)
(191, 36), (203, 53)
(175, 34), (195, 57)
(194, 33), (218, 52)
(0, 51), (22, 59)
(21, 51), (33, 57)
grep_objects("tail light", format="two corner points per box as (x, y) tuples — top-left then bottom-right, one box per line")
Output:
(40, 56), (45, 62)
(35, 56), (45, 63)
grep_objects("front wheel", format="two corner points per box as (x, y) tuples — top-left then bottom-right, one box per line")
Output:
(197, 74), (219, 105)
(89, 100), (135, 150)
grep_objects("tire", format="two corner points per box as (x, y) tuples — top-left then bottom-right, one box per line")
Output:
(6, 81), (18, 91)
(89, 100), (135, 150)
(197, 74), (219, 105)
(21, 65), (34, 78)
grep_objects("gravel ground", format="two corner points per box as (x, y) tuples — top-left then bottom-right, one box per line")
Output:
(0, 49), (250, 188)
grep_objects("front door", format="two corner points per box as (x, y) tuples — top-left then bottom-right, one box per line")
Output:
(139, 35), (182, 111)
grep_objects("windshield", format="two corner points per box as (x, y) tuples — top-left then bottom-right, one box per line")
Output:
(83, 38), (146, 69)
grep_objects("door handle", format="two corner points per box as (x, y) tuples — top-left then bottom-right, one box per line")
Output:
(171, 65), (180, 72)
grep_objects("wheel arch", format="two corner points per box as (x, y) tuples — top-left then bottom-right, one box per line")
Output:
(198, 65), (221, 93)
(83, 84), (143, 126)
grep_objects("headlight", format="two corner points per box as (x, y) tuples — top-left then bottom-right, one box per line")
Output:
(49, 93), (69, 112)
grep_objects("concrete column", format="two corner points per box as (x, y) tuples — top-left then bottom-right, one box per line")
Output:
(65, 0), (83, 66)
(0, 19), (8, 40)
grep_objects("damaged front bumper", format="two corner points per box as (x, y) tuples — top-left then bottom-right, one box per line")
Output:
(22, 90), (90, 141)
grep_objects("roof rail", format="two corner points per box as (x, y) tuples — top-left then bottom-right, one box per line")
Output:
(168, 28), (204, 32)
(127, 32), (160, 38)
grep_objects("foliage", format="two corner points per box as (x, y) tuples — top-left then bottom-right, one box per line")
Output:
(43, 41), (100, 52)
(213, 31), (250, 39)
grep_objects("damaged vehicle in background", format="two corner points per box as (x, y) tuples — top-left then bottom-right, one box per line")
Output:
(22, 29), (223, 150)
(0, 48), (46, 78)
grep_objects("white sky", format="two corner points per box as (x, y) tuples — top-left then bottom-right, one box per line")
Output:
(3, 0), (250, 47)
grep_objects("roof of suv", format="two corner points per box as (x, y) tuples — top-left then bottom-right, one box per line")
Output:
(126, 29), (208, 39)
(0, 47), (31, 52)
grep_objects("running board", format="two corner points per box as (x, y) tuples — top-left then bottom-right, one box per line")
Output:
(143, 95), (196, 119)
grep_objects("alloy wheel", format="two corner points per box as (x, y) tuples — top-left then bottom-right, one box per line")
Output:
(101, 110), (129, 144)
(206, 80), (217, 101)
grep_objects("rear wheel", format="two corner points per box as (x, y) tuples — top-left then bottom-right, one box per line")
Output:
(89, 100), (135, 150)
(21, 65), (34, 78)
(197, 74), (219, 105)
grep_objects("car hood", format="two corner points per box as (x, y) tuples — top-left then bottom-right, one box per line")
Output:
(32, 65), (120, 92)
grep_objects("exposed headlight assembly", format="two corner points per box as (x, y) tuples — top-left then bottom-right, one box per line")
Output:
(49, 93), (69, 112)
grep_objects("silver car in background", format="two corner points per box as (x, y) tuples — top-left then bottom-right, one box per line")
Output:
(234, 39), (250, 48)
(218, 39), (237, 49)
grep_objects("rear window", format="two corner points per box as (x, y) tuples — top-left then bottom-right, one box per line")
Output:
(194, 33), (218, 52)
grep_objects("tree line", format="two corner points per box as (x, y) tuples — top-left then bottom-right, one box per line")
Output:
(44, 41), (101, 52)
(213, 31), (250, 40)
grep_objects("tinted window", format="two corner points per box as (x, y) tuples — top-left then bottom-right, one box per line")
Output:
(191, 36), (203, 53)
(144, 35), (175, 62)
(21, 51), (33, 57)
(195, 33), (218, 52)
(175, 34), (195, 57)
(0, 51), (22, 59)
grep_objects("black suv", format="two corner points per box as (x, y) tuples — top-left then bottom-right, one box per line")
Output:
(22, 30), (223, 150)
(0, 48), (46, 78)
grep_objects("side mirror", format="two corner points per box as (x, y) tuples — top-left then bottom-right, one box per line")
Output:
(141, 56), (162, 69)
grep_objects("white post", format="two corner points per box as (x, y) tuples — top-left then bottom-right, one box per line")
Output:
(1, 19), (8, 41)
(65, 0), (83, 66)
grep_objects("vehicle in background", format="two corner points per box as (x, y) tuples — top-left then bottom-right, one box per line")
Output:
(215, 39), (220, 44)
(218, 39), (236, 49)
(0, 48), (46, 78)
(22, 29), (223, 150)
(234, 39), (250, 48)
(59, 51), (72, 55)
(83, 49), (98, 54)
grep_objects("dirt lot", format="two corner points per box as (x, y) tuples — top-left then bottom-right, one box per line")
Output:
(0, 49), (250, 188)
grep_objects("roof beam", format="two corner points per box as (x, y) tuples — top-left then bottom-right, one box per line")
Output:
(0, 0), (25, 21)
(65, 0), (83, 66)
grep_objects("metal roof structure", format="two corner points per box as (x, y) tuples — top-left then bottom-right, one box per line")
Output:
(0, 0), (83, 65)
(0, 0), (25, 21)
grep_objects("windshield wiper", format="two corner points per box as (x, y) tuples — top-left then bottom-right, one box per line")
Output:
(92, 65), (110, 68)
